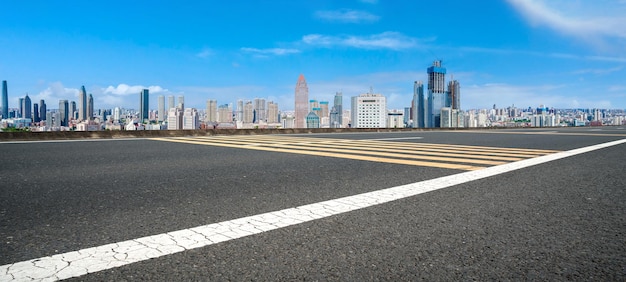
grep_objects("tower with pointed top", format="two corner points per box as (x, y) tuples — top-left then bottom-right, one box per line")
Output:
(294, 74), (309, 128)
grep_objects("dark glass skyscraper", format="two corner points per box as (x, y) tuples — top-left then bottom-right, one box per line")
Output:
(59, 100), (69, 126)
(140, 89), (149, 122)
(22, 94), (32, 119)
(39, 99), (46, 122)
(33, 103), (40, 122)
(1, 80), (8, 119)
(447, 80), (461, 110)
(87, 94), (94, 120)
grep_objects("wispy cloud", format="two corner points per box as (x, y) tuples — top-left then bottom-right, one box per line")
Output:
(302, 32), (423, 50)
(314, 9), (380, 23)
(359, 0), (378, 4)
(196, 48), (213, 59)
(507, 0), (626, 51)
(240, 47), (301, 57)
(572, 66), (623, 75)
(457, 46), (626, 63)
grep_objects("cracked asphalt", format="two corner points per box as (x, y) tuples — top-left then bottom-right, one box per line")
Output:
(1, 128), (625, 281)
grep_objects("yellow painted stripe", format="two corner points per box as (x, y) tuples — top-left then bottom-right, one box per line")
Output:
(152, 137), (486, 171)
(200, 136), (558, 157)
(176, 137), (507, 165)
(200, 137), (527, 162)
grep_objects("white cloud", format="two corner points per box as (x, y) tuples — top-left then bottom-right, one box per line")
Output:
(102, 84), (168, 96)
(302, 32), (422, 50)
(314, 9), (380, 23)
(240, 47), (301, 57)
(507, 0), (626, 51)
(359, 0), (378, 3)
(196, 48), (213, 58)
(572, 66), (623, 75)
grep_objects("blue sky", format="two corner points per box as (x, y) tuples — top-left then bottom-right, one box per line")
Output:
(1, 0), (625, 111)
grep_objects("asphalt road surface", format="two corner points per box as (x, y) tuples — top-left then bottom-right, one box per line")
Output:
(1, 127), (625, 281)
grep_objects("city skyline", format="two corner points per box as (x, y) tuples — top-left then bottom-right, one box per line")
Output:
(0, 1), (625, 111)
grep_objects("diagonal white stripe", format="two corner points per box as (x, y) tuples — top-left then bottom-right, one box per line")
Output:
(2, 139), (625, 281)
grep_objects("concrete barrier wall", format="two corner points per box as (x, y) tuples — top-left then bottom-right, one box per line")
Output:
(0, 127), (482, 141)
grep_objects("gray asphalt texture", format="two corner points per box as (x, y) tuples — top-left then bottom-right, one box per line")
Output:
(1, 127), (625, 280)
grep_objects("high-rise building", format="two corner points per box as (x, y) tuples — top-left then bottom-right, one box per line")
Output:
(351, 93), (387, 128)
(236, 99), (244, 121)
(177, 96), (184, 110)
(167, 107), (183, 130)
(87, 94), (94, 120)
(412, 81), (425, 128)
(22, 94), (32, 119)
(157, 95), (166, 122)
(243, 101), (254, 123)
(427, 60), (447, 128)
(168, 95), (175, 111)
(114, 107), (121, 122)
(330, 92), (343, 128)
(33, 103), (40, 122)
(79, 86), (87, 121)
(267, 101), (279, 123)
(206, 99), (217, 122)
(447, 80), (460, 110)
(1, 80), (8, 119)
(253, 98), (266, 123)
(294, 74), (309, 128)
(140, 89), (149, 122)
(59, 100), (69, 126)
(39, 99), (46, 122)
(18, 98), (24, 117)
(69, 101), (77, 120)
(183, 108), (199, 129)
(217, 104), (233, 122)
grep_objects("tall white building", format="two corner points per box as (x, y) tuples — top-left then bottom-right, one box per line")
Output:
(243, 101), (254, 123)
(183, 108), (199, 129)
(158, 95), (166, 122)
(168, 96), (175, 111)
(351, 93), (387, 128)
(253, 98), (266, 122)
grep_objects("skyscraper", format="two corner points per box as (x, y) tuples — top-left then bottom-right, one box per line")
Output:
(33, 103), (40, 122)
(267, 101), (279, 123)
(177, 96), (184, 110)
(67, 101), (78, 122)
(330, 92), (343, 128)
(39, 99), (46, 122)
(447, 80), (461, 110)
(140, 89), (149, 122)
(294, 74), (309, 128)
(22, 94), (32, 119)
(206, 99), (217, 122)
(427, 60), (446, 128)
(79, 86), (87, 121)
(412, 81), (425, 128)
(1, 80), (8, 119)
(168, 95), (175, 111)
(87, 94), (94, 120)
(59, 100), (69, 126)
(253, 98), (266, 123)
(158, 95), (166, 122)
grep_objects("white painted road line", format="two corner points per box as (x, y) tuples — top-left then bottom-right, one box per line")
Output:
(2, 138), (625, 281)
